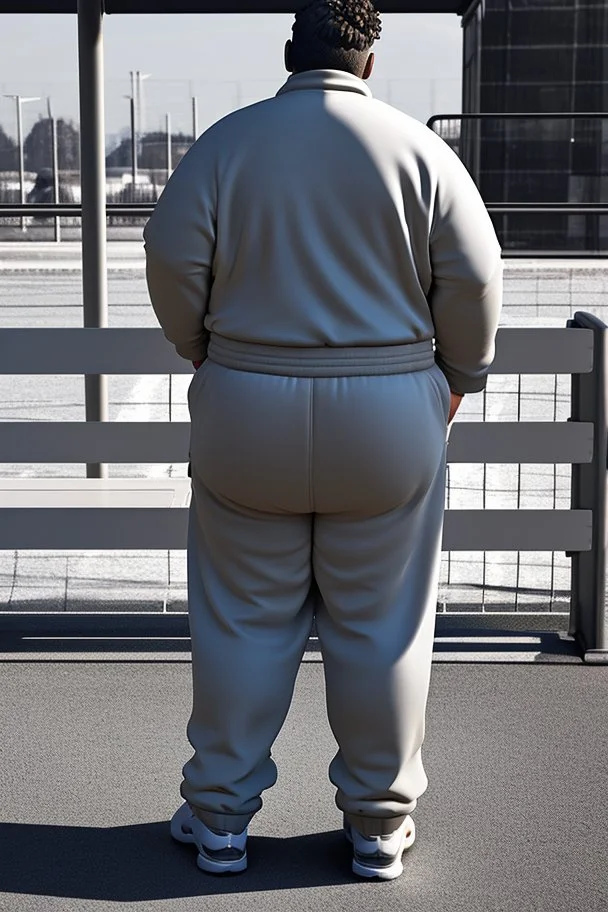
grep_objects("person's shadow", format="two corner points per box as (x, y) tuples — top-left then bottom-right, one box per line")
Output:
(0, 821), (355, 900)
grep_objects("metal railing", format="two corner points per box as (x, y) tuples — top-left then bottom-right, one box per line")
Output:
(427, 113), (608, 258)
(0, 205), (155, 219)
(568, 312), (608, 661)
(4, 197), (608, 259)
(0, 317), (606, 661)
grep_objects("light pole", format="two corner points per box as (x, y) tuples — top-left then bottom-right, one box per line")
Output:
(192, 96), (198, 144)
(128, 70), (151, 189)
(3, 94), (40, 230)
(47, 97), (61, 243)
(124, 94), (137, 198)
(166, 111), (172, 183)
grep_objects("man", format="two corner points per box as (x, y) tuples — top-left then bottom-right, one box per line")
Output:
(144, 0), (502, 882)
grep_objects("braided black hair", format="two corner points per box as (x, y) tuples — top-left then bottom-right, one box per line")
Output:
(289, 0), (382, 77)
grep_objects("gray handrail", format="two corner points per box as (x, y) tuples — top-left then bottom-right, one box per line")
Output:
(0, 421), (594, 466)
(0, 326), (595, 375)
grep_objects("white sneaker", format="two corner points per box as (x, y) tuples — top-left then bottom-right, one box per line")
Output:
(170, 802), (248, 875)
(344, 815), (416, 880)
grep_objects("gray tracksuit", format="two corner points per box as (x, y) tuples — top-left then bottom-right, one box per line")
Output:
(144, 69), (502, 836)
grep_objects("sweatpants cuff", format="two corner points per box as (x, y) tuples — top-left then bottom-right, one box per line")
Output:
(345, 810), (415, 837)
(191, 807), (253, 834)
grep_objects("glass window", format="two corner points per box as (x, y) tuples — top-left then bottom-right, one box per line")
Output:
(573, 83), (604, 110)
(578, 7), (608, 45)
(509, 10), (576, 45)
(483, 10), (507, 46)
(504, 83), (572, 112)
(509, 0), (574, 9)
(575, 48), (603, 83)
(508, 47), (574, 82)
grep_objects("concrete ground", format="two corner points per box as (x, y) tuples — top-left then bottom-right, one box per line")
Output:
(0, 247), (606, 614)
(0, 657), (606, 912)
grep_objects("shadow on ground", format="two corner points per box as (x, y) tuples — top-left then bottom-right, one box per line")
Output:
(0, 822), (355, 900)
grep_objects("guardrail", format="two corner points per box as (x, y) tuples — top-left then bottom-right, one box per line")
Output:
(2, 202), (607, 259)
(0, 316), (606, 662)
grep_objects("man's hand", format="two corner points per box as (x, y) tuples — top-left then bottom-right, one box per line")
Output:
(448, 391), (464, 425)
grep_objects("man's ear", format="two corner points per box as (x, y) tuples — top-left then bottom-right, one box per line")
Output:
(362, 52), (374, 80)
(285, 39), (294, 73)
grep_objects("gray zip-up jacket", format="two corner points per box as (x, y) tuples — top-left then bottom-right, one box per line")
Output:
(144, 70), (502, 394)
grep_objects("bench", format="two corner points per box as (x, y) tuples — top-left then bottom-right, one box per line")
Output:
(0, 314), (606, 662)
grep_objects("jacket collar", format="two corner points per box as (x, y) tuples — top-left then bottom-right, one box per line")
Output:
(276, 69), (373, 99)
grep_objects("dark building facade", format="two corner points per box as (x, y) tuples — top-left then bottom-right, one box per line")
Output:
(461, 0), (608, 252)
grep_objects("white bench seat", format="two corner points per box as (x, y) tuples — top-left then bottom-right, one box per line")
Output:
(0, 479), (191, 550)
(0, 478), (191, 509)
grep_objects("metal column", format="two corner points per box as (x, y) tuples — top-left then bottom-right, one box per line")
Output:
(130, 96), (137, 198)
(78, 0), (108, 478)
(569, 311), (608, 663)
(16, 97), (25, 231)
(191, 95), (198, 143)
(166, 112), (172, 182)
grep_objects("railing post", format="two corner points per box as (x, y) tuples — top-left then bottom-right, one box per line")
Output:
(569, 311), (608, 663)
(78, 0), (108, 479)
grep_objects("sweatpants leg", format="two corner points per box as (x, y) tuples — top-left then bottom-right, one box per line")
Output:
(183, 357), (450, 835)
(314, 463), (445, 836)
(182, 362), (315, 832)
(312, 367), (449, 837)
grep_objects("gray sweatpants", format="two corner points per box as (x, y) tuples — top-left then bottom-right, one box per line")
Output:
(181, 337), (450, 837)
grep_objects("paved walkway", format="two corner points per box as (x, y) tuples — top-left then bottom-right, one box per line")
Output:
(1, 240), (606, 272)
(0, 658), (606, 912)
(0, 241), (145, 271)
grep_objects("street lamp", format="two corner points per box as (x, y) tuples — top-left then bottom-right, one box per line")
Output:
(130, 71), (151, 139)
(47, 96), (61, 243)
(124, 94), (137, 197)
(2, 94), (40, 230)
(127, 72), (151, 199)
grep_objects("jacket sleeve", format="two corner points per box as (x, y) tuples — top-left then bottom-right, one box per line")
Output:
(428, 141), (503, 395)
(143, 138), (217, 362)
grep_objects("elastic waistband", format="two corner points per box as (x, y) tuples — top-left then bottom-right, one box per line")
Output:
(207, 336), (436, 378)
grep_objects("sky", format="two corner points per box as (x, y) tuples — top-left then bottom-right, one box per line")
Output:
(0, 12), (462, 148)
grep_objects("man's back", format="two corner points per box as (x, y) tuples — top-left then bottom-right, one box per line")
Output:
(146, 69), (502, 377)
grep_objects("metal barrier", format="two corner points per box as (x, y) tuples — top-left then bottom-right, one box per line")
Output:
(0, 318), (606, 661)
(427, 113), (608, 258)
(3, 199), (608, 255)
(568, 312), (608, 661)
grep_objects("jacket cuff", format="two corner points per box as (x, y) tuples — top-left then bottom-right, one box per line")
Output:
(172, 336), (209, 363)
(437, 363), (490, 396)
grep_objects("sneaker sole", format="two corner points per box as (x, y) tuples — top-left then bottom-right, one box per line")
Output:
(196, 851), (248, 875)
(347, 818), (415, 881)
(171, 815), (247, 875)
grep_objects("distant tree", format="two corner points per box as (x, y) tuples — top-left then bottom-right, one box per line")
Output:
(140, 132), (191, 170)
(106, 137), (131, 169)
(106, 131), (192, 171)
(23, 118), (80, 173)
(0, 124), (17, 172)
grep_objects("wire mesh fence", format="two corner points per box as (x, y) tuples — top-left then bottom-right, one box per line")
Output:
(439, 371), (572, 614)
